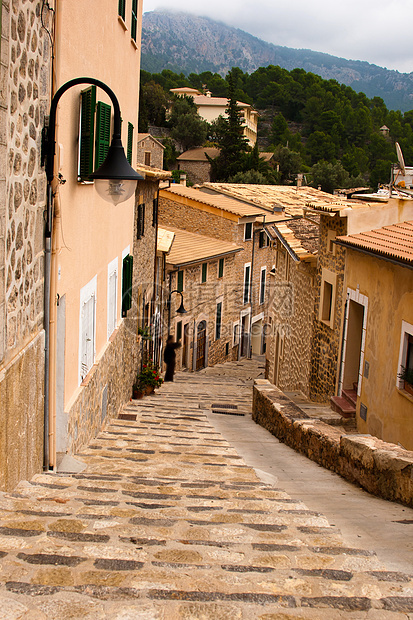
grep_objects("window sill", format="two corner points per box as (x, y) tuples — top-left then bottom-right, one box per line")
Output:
(131, 38), (138, 50)
(319, 318), (334, 330)
(118, 15), (128, 31)
(397, 387), (413, 403)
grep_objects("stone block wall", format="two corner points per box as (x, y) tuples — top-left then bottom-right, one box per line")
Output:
(267, 243), (317, 396)
(309, 213), (347, 401)
(137, 135), (163, 170)
(253, 380), (413, 507)
(177, 160), (211, 186)
(0, 0), (51, 489)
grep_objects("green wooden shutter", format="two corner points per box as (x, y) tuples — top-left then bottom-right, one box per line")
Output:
(118, 0), (125, 20)
(216, 302), (222, 340)
(177, 270), (183, 293)
(137, 203), (145, 239)
(202, 263), (207, 283)
(79, 86), (96, 180)
(122, 255), (133, 316)
(127, 122), (134, 165)
(95, 101), (111, 169)
(131, 0), (138, 41)
(218, 258), (224, 278)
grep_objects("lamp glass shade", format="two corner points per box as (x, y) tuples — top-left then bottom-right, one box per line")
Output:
(94, 178), (137, 205)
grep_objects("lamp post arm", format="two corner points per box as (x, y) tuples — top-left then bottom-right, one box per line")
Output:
(46, 77), (122, 183)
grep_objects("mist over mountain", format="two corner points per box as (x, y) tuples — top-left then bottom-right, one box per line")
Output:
(141, 10), (413, 112)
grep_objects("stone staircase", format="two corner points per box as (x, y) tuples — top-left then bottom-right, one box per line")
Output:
(330, 384), (357, 419)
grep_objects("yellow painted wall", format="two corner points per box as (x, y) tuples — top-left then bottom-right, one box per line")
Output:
(344, 250), (413, 450)
(53, 0), (142, 405)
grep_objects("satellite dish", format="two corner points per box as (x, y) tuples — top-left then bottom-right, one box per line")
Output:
(396, 142), (406, 176)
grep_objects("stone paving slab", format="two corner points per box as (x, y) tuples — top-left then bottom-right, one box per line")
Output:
(0, 361), (411, 618)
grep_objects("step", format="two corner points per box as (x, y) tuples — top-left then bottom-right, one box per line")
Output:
(342, 388), (357, 407)
(330, 395), (356, 418)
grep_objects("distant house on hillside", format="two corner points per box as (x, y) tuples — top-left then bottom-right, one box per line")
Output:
(137, 133), (165, 169)
(170, 87), (258, 146)
(177, 147), (220, 185)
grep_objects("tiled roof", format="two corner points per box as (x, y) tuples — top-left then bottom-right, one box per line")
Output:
(135, 164), (171, 180)
(137, 134), (165, 149)
(160, 184), (272, 218)
(177, 147), (220, 162)
(336, 221), (413, 266)
(157, 228), (175, 253)
(268, 217), (320, 262)
(193, 95), (251, 109)
(163, 226), (243, 267)
(200, 183), (356, 217)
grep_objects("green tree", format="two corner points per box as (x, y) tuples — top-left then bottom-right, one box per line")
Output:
(208, 74), (250, 181)
(228, 169), (274, 184)
(141, 81), (169, 127)
(306, 131), (337, 164)
(162, 137), (178, 170)
(310, 161), (350, 193)
(273, 145), (302, 183)
(169, 96), (209, 152)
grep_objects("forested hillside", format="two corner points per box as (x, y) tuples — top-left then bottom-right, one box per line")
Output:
(140, 66), (413, 190)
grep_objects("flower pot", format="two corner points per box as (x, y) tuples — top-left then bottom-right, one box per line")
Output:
(145, 385), (154, 395)
(132, 387), (144, 399)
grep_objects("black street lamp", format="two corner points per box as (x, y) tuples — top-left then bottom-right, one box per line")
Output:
(167, 289), (187, 333)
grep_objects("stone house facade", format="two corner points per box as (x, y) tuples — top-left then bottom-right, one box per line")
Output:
(0, 0), (51, 490)
(158, 184), (276, 362)
(176, 147), (219, 185)
(137, 133), (164, 169)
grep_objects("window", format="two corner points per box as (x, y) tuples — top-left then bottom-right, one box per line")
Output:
(327, 229), (337, 255)
(319, 268), (337, 328)
(259, 230), (268, 248)
(144, 151), (151, 166)
(397, 321), (413, 392)
(201, 262), (207, 283)
(107, 258), (118, 339)
(79, 276), (97, 383)
(218, 258), (224, 278)
(95, 101), (111, 169)
(78, 86), (96, 180)
(216, 302), (222, 340)
(243, 263), (251, 304)
(244, 222), (253, 241)
(233, 322), (240, 346)
(122, 254), (133, 317)
(260, 267), (266, 305)
(177, 270), (184, 293)
(152, 197), (158, 227)
(137, 203), (145, 239)
(127, 122), (134, 165)
(118, 0), (126, 20)
(131, 0), (138, 41)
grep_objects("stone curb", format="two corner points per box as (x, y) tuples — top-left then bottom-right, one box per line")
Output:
(253, 380), (413, 507)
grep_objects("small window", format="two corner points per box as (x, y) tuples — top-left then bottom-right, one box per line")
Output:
(259, 230), (268, 248)
(260, 267), (266, 305)
(218, 258), (224, 278)
(79, 276), (97, 384)
(216, 302), (222, 340)
(398, 321), (413, 392)
(201, 262), (207, 283)
(127, 122), (134, 165)
(327, 229), (337, 255)
(131, 0), (138, 41)
(177, 270), (184, 293)
(144, 151), (151, 166)
(225, 342), (229, 356)
(243, 264), (251, 304)
(244, 222), (253, 241)
(233, 322), (240, 346)
(118, 0), (126, 20)
(321, 281), (333, 322)
(122, 254), (133, 317)
(137, 203), (145, 239)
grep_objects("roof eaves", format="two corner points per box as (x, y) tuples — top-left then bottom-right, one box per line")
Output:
(168, 247), (243, 269)
(334, 238), (413, 269)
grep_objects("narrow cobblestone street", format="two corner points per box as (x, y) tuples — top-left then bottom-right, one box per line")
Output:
(0, 360), (411, 619)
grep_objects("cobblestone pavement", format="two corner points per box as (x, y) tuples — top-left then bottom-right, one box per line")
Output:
(0, 360), (412, 619)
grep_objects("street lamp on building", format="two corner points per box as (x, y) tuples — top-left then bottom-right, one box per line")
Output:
(42, 77), (144, 470)
(167, 289), (187, 333)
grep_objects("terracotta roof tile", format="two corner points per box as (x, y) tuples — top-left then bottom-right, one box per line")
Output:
(267, 217), (319, 262)
(162, 226), (243, 267)
(177, 147), (220, 162)
(336, 221), (413, 266)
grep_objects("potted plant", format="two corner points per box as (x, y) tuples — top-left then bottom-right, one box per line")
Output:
(132, 361), (163, 399)
(398, 366), (413, 396)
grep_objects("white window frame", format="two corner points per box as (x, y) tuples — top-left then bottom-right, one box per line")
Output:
(233, 320), (240, 346)
(319, 267), (337, 329)
(397, 320), (413, 390)
(107, 257), (118, 340)
(79, 275), (97, 384)
(243, 262), (251, 304)
(260, 266), (267, 305)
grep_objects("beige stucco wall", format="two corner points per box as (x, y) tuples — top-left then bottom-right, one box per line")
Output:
(344, 250), (413, 450)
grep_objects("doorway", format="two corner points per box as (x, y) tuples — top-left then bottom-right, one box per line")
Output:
(251, 319), (263, 355)
(196, 320), (207, 370)
(240, 314), (250, 358)
(342, 300), (364, 392)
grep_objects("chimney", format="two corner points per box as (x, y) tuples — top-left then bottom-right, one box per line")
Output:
(180, 174), (187, 187)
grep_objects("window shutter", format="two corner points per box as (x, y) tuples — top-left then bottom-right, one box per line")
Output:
(202, 263), (207, 283)
(137, 203), (145, 239)
(122, 255), (133, 316)
(216, 302), (222, 340)
(152, 197), (158, 227)
(79, 86), (96, 180)
(177, 270), (184, 293)
(131, 0), (138, 41)
(127, 122), (134, 165)
(218, 258), (224, 278)
(95, 101), (111, 169)
(260, 269), (266, 304)
(81, 294), (95, 380)
(118, 0), (126, 20)
(244, 266), (250, 304)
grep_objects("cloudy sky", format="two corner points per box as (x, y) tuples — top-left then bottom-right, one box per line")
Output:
(142, 0), (413, 74)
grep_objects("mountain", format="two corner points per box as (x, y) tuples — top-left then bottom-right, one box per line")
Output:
(141, 11), (413, 113)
